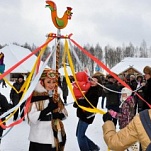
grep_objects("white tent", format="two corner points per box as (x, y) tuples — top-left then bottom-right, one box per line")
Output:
(1, 44), (40, 73)
(0, 44), (48, 80)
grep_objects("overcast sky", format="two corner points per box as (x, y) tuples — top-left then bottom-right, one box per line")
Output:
(1, 0), (151, 48)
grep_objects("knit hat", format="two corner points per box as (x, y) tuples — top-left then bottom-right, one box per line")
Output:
(121, 87), (132, 97)
(143, 66), (151, 75)
(40, 68), (56, 80)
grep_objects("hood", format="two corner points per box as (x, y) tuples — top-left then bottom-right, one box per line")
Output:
(75, 71), (88, 82)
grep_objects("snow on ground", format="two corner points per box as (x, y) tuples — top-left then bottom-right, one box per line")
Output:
(0, 85), (108, 151)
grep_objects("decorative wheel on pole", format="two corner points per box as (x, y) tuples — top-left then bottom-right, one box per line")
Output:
(46, 0), (73, 102)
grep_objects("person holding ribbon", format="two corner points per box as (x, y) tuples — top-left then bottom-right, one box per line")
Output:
(75, 73), (102, 151)
(27, 68), (68, 151)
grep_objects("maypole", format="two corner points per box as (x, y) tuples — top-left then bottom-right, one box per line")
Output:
(45, 1), (72, 150)
(54, 29), (61, 101)
(45, 0), (72, 102)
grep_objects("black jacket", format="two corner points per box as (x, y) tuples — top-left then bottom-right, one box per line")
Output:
(10, 80), (24, 105)
(0, 93), (12, 116)
(76, 86), (100, 124)
(142, 78), (151, 109)
(0, 93), (12, 132)
(105, 81), (120, 108)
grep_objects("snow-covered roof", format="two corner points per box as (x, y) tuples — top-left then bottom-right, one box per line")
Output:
(111, 57), (151, 74)
(0, 44), (45, 73)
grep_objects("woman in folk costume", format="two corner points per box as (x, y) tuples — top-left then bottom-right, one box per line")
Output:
(27, 68), (68, 151)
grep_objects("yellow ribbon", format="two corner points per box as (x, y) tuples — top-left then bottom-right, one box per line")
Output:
(1, 36), (52, 123)
(63, 39), (110, 151)
(63, 39), (105, 114)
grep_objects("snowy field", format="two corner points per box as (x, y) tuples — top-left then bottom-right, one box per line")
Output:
(0, 85), (108, 151)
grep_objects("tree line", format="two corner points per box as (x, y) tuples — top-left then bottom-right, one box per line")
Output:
(0, 40), (151, 74)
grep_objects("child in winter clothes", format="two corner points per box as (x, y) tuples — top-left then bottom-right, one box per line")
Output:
(73, 71), (90, 107)
(109, 87), (138, 151)
(109, 87), (135, 129)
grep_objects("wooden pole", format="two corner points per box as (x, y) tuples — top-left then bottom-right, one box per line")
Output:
(53, 29), (61, 102)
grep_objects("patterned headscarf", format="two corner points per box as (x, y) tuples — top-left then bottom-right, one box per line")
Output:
(40, 68), (56, 80)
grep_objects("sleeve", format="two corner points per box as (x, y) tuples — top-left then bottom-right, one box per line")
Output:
(10, 88), (15, 100)
(102, 118), (138, 151)
(0, 95), (10, 112)
(28, 103), (41, 124)
(58, 87), (63, 101)
(116, 102), (130, 119)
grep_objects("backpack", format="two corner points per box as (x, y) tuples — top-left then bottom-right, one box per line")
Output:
(139, 109), (151, 151)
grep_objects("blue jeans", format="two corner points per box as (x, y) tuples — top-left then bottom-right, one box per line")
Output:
(76, 119), (98, 151)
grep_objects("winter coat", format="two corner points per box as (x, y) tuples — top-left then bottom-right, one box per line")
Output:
(59, 76), (68, 97)
(105, 81), (120, 108)
(10, 80), (24, 105)
(128, 79), (137, 91)
(116, 96), (135, 129)
(142, 78), (151, 109)
(0, 93), (12, 115)
(73, 71), (90, 99)
(28, 82), (67, 147)
(0, 93), (12, 129)
(76, 86), (100, 124)
(135, 81), (144, 112)
(102, 109), (151, 151)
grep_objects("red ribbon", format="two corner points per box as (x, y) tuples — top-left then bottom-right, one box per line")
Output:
(0, 94), (32, 128)
(70, 38), (151, 108)
(0, 37), (54, 80)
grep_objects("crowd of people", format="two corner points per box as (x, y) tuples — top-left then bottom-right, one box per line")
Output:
(102, 65), (151, 151)
(0, 65), (151, 151)
(71, 65), (151, 151)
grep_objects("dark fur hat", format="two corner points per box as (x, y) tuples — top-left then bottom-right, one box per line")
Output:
(18, 74), (24, 79)
(92, 74), (102, 84)
(143, 66), (151, 75)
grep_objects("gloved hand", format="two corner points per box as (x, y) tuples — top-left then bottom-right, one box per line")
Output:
(102, 112), (112, 122)
(109, 110), (117, 118)
(38, 101), (58, 120)
(73, 102), (78, 108)
(52, 112), (65, 120)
